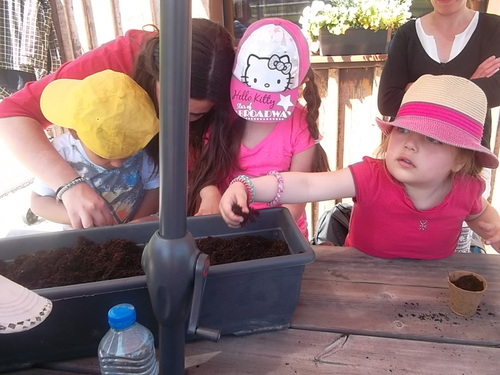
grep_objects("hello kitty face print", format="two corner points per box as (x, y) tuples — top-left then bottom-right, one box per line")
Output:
(243, 54), (292, 92)
(230, 18), (310, 123)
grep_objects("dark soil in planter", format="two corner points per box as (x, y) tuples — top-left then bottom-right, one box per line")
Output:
(0, 235), (289, 290)
(451, 274), (485, 291)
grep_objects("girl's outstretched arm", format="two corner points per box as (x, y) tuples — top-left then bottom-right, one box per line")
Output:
(219, 168), (356, 227)
(282, 145), (315, 227)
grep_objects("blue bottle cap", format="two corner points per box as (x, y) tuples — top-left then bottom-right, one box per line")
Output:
(107, 303), (137, 329)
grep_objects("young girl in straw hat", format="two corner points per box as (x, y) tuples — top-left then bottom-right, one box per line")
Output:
(219, 74), (500, 260)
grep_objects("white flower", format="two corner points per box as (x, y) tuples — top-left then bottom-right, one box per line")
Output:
(299, 0), (413, 51)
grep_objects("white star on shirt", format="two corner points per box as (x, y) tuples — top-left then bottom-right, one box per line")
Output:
(277, 94), (294, 111)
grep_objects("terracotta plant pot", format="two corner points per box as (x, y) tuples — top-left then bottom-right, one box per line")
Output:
(448, 270), (487, 317)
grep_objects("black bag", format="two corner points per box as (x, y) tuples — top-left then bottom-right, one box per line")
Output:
(311, 203), (352, 246)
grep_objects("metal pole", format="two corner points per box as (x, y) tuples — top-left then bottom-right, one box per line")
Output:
(142, 1), (193, 374)
(159, 0), (191, 239)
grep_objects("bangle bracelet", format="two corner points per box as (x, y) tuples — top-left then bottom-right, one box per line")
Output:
(55, 176), (86, 203)
(229, 175), (255, 204)
(267, 170), (284, 207)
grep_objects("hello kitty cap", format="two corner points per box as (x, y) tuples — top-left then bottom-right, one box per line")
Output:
(230, 18), (310, 123)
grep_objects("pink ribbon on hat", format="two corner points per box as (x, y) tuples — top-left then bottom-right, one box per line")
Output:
(398, 102), (483, 140)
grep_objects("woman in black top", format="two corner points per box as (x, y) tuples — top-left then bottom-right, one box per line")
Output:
(378, 0), (500, 149)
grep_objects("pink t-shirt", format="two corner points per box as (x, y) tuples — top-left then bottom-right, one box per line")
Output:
(346, 157), (484, 259)
(0, 29), (152, 126)
(228, 104), (315, 237)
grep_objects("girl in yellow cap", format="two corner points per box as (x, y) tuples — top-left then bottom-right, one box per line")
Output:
(31, 71), (159, 226)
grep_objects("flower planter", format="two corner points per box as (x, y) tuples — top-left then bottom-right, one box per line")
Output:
(319, 28), (389, 56)
(0, 207), (314, 372)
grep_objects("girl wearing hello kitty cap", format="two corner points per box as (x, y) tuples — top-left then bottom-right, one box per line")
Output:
(193, 18), (329, 238)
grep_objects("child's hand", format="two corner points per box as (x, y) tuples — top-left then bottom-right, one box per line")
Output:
(219, 182), (249, 227)
(477, 221), (500, 252)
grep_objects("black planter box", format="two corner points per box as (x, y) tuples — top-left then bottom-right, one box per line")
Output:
(319, 28), (389, 56)
(0, 207), (314, 372)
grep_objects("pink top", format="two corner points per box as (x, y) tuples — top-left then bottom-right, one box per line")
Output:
(228, 104), (315, 237)
(0, 29), (152, 126)
(346, 157), (484, 259)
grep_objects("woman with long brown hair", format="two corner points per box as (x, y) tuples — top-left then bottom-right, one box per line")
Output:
(0, 18), (237, 228)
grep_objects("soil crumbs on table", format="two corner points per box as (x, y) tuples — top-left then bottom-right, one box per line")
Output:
(0, 235), (289, 289)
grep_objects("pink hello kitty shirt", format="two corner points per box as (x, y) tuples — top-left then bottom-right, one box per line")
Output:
(225, 104), (314, 237)
(228, 18), (316, 238)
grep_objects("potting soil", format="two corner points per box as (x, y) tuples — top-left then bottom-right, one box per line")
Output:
(0, 235), (289, 289)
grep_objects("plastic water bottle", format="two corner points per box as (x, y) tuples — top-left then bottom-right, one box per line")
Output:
(98, 303), (158, 375)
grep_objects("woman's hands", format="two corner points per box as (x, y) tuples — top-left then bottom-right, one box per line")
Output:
(195, 185), (222, 216)
(470, 55), (500, 79)
(61, 183), (116, 228)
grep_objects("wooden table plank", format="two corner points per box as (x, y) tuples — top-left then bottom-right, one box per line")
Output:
(304, 247), (500, 290)
(184, 329), (498, 374)
(40, 329), (496, 375)
(291, 247), (500, 346)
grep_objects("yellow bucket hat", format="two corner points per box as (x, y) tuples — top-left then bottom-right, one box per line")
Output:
(41, 70), (159, 159)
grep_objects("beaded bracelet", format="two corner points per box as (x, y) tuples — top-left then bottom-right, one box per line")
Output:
(229, 175), (255, 204)
(267, 170), (284, 207)
(55, 176), (86, 203)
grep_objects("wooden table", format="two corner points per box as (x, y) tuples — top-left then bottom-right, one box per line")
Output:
(7, 246), (499, 374)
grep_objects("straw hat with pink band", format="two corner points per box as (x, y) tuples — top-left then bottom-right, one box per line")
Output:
(230, 18), (310, 123)
(376, 74), (499, 169)
(0, 275), (52, 334)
